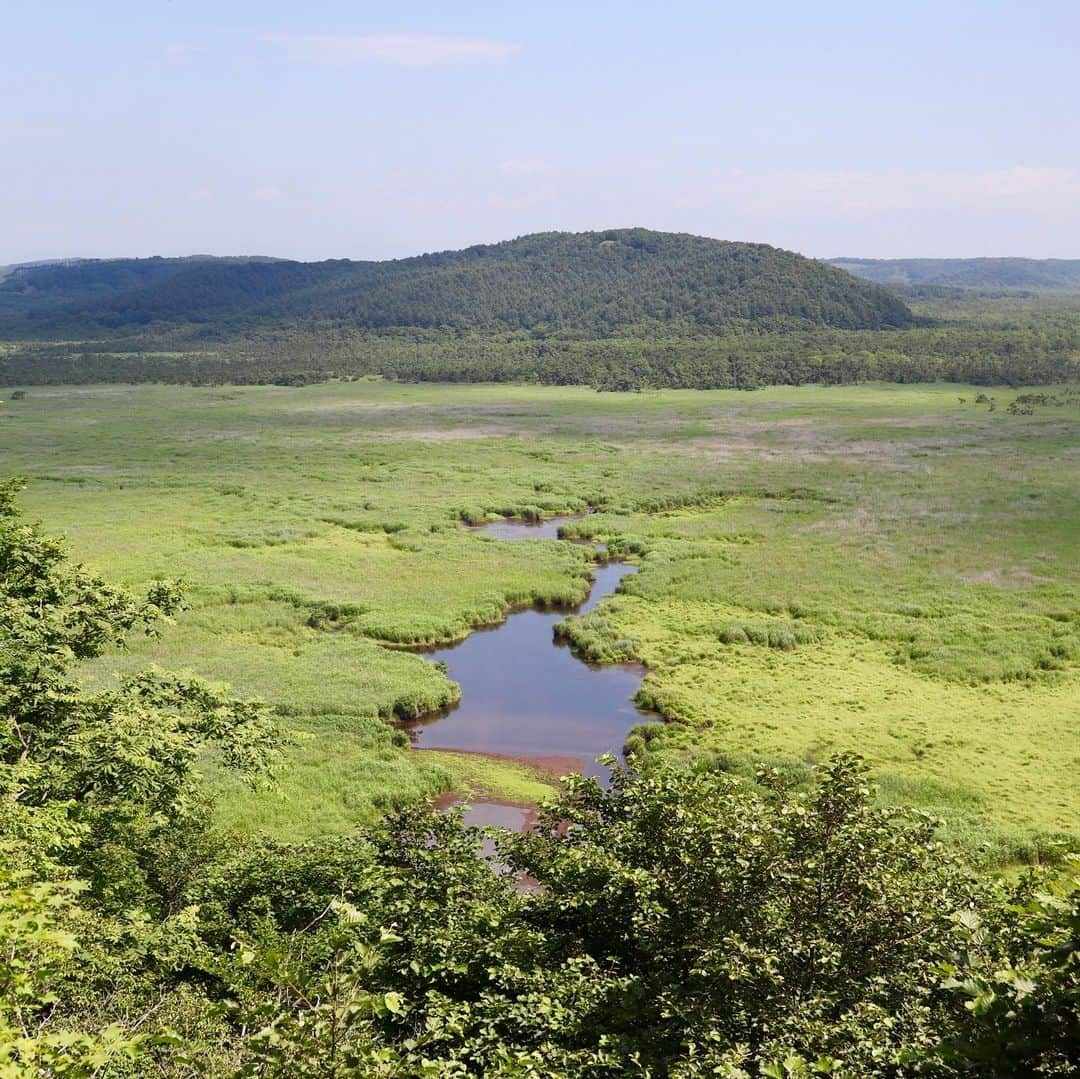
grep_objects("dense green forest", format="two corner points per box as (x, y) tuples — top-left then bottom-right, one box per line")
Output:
(2, 312), (1077, 390)
(2, 480), (1077, 1076)
(2, 235), (1080, 392)
(0, 231), (913, 337)
(830, 257), (1080, 290)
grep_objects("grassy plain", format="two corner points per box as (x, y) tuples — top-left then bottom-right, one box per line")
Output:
(0, 380), (1076, 860)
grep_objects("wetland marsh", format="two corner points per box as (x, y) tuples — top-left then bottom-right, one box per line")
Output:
(2, 379), (1077, 863)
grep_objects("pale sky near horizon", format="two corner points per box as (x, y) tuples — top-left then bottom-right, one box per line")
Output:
(3, 0), (1079, 264)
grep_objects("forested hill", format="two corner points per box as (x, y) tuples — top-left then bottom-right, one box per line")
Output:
(0, 255), (285, 312)
(0, 230), (913, 336)
(830, 257), (1080, 289)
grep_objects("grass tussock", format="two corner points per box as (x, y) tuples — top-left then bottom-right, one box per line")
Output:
(554, 608), (640, 663)
(718, 619), (821, 651)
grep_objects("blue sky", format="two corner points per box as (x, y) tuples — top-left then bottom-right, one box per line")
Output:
(3, 0), (1078, 261)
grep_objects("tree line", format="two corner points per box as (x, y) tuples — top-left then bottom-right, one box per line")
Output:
(2, 318), (1076, 391)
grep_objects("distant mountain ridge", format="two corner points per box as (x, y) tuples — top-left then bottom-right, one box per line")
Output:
(829, 257), (1080, 289)
(0, 255), (284, 305)
(0, 230), (913, 336)
(0, 258), (90, 283)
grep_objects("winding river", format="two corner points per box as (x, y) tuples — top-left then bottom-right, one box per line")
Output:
(401, 516), (655, 827)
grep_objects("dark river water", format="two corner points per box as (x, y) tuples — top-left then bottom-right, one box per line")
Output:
(401, 517), (655, 823)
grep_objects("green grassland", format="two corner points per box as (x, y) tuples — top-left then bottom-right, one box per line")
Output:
(1, 380), (1076, 861)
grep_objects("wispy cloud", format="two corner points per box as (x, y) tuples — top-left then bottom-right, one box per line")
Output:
(265, 32), (521, 68)
(497, 159), (558, 178)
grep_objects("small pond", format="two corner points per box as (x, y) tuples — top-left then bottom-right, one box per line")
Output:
(401, 516), (656, 823)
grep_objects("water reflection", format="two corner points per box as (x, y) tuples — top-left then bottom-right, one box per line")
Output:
(472, 516), (581, 541)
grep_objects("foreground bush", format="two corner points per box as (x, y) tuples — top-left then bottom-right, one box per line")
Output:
(195, 761), (1074, 1077)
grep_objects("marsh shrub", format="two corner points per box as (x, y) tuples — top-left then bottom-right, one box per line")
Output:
(457, 507), (489, 526)
(306, 604), (344, 629)
(719, 619), (819, 650)
(605, 535), (650, 558)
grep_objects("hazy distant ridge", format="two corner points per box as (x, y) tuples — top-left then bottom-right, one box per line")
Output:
(829, 257), (1080, 289)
